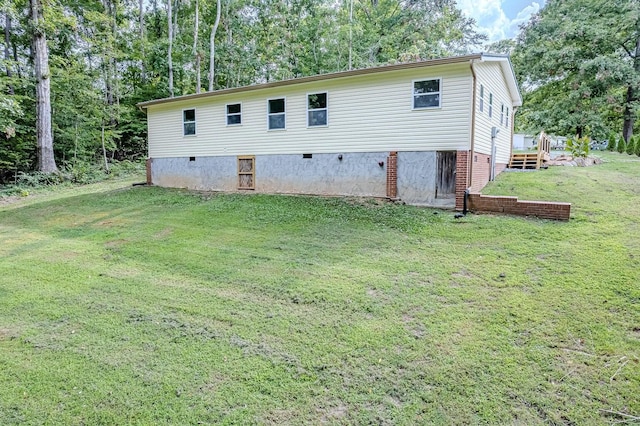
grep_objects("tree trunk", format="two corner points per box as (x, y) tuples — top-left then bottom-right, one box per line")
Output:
(4, 13), (14, 94)
(101, 123), (110, 172)
(622, 35), (640, 142)
(193, 0), (200, 93)
(139, 0), (145, 83)
(167, 0), (174, 97)
(208, 0), (220, 92)
(30, 0), (57, 173)
(348, 0), (353, 70)
(622, 85), (635, 142)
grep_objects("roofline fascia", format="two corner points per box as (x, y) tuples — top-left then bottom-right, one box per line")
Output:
(479, 53), (523, 107)
(137, 54), (484, 110)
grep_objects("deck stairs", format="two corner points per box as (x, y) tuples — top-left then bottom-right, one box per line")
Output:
(509, 132), (552, 169)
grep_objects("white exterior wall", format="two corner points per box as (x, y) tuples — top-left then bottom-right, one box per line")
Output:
(146, 64), (473, 158)
(472, 62), (515, 164)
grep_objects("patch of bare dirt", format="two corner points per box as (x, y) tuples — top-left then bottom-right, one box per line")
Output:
(0, 195), (22, 207)
(0, 328), (18, 340)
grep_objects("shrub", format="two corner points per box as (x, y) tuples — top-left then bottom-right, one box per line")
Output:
(617, 136), (626, 153)
(566, 135), (590, 158)
(606, 133), (617, 151)
(636, 136), (640, 157)
(627, 136), (636, 155)
(62, 161), (106, 184)
(15, 171), (65, 187)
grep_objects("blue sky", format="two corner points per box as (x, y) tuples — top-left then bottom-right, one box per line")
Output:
(458, 0), (547, 43)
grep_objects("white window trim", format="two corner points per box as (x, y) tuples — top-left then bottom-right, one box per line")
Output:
(182, 108), (197, 137)
(411, 77), (442, 110)
(500, 103), (505, 125)
(479, 85), (484, 113)
(226, 102), (242, 127)
(267, 97), (286, 131)
(306, 91), (329, 128)
(506, 107), (510, 128)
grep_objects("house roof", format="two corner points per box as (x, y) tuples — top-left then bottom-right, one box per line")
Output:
(137, 53), (522, 109)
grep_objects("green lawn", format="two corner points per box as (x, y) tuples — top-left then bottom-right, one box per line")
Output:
(0, 152), (638, 425)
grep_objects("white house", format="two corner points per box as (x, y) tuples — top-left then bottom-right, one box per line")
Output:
(138, 53), (522, 210)
(513, 134), (536, 150)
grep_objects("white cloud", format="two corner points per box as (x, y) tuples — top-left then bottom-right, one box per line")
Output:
(458, 1), (542, 43)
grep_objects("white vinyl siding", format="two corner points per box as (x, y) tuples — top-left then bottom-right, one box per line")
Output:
(488, 93), (493, 118)
(147, 64), (473, 158)
(473, 62), (514, 165)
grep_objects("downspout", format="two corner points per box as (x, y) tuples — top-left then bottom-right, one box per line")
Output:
(510, 106), (518, 160)
(469, 60), (477, 192)
(464, 59), (478, 215)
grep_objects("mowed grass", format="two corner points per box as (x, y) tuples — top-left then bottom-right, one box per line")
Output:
(0, 153), (638, 425)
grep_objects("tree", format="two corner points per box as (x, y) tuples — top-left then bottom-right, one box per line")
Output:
(627, 134), (636, 154)
(607, 132), (617, 150)
(208, 0), (219, 91)
(617, 136), (626, 153)
(167, 0), (173, 97)
(30, 0), (57, 172)
(514, 0), (640, 140)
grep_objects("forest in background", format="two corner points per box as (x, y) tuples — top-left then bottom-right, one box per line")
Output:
(0, 0), (639, 183)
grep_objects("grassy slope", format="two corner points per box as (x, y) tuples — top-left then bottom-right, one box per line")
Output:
(0, 154), (638, 425)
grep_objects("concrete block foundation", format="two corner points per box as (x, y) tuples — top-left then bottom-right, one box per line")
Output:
(150, 151), (458, 207)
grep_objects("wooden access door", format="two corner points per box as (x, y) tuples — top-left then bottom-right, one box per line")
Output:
(237, 156), (255, 189)
(436, 151), (456, 198)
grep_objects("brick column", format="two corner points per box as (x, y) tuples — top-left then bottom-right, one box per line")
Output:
(386, 151), (398, 199)
(146, 158), (153, 185)
(455, 150), (469, 211)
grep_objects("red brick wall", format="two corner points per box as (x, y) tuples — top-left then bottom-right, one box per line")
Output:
(455, 150), (506, 210)
(455, 150), (469, 210)
(386, 151), (398, 199)
(468, 193), (571, 220)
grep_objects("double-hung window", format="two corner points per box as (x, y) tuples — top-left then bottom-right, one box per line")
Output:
(226, 103), (241, 125)
(506, 107), (510, 128)
(413, 79), (441, 109)
(479, 85), (484, 112)
(183, 109), (196, 136)
(500, 104), (505, 125)
(307, 92), (328, 126)
(268, 98), (286, 130)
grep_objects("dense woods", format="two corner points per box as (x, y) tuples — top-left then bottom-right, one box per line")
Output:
(0, 0), (639, 183)
(0, 0), (484, 182)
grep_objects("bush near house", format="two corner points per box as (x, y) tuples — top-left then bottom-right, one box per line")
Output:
(617, 136), (626, 153)
(565, 135), (590, 158)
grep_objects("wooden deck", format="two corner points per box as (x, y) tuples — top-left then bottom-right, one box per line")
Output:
(509, 132), (551, 169)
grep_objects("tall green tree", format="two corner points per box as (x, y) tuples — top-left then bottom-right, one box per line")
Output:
(30, 0), (57, 172)
(514, 0), (640, 140)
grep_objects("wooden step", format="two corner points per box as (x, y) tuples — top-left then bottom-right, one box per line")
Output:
(509, 153), (541, 169)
